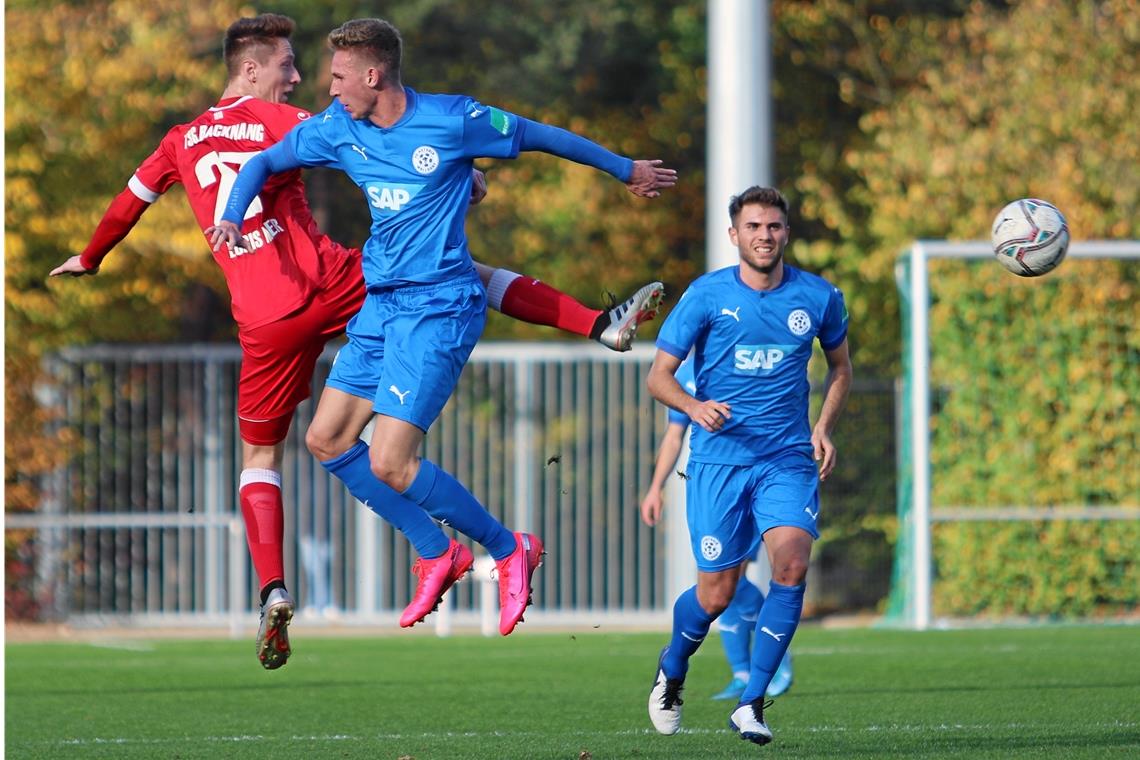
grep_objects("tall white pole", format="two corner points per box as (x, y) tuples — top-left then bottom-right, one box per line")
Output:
(706, 0), (773, 271)
(910, 244), (932, 630)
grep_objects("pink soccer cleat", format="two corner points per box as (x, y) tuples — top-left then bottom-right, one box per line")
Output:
(494, 532), (545, 635)
(399, 539), (474, 628)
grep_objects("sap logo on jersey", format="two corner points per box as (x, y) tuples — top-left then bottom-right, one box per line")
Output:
(734, 345), (794, 374)
(366, 183), (423, 213)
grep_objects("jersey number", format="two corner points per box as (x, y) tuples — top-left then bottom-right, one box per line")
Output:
(193, 151), (264, 224)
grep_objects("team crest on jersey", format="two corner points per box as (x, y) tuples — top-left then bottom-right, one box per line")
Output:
(700, 536), (723, 561)
(787, 309), (812, 336)
(411, 146), (440, 175)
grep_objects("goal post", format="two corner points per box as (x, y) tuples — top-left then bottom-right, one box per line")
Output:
(887, 240), (1140, 630)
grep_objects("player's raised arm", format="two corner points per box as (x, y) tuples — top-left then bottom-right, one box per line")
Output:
(515, 118), (677, 198)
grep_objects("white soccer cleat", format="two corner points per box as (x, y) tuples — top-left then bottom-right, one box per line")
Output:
(255, 587), (294, 670)
(597, 281), (665, 352)
(648, 648), (685, 735)
(729, 699), (774, 745)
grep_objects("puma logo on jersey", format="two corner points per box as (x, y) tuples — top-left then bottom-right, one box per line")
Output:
(388, 385), (411, 405)
(721, 306), (741, 322)
(351, 144), (368, 160)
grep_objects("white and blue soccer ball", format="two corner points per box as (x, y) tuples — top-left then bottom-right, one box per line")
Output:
(991, 198), (1070, 277)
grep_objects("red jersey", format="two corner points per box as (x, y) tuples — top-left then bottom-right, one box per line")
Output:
(119, 96), (343, 330)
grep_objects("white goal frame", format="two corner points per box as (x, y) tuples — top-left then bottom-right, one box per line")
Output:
(902, 240), (1140, 630)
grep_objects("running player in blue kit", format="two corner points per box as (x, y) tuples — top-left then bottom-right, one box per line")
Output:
(639, 358), (795, 702)
(644, 186), (852, 745)
(210, 18), (677, 636)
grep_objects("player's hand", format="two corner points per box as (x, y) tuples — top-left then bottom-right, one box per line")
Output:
(205, 221), (244, 254)
(625, 159), (677, 198)
(470, 169), (488, 205)
(812, 427), (837, 481)
(48, 255), (98, 278)
(640, 489), (664, 527)
(691, 399), (731, 433)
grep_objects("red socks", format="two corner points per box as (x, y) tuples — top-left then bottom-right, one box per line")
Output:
(239, 470), (285, 592)
(486, 269), (602, 338)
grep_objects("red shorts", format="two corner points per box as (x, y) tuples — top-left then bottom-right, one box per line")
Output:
(236, 250), (365, 445)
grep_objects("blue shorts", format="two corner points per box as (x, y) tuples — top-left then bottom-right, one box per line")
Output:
(326, 274), (486, 432)
(685, 452), (820, 572)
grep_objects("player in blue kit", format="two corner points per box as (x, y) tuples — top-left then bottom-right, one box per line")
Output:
(210, 18), (677, 636)
(644, 186), (852, 744)
(639, 358), (794, 702)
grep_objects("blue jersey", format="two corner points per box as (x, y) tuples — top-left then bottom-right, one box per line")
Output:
(282, 91), (521, 289)
(656, 265), (848, 465)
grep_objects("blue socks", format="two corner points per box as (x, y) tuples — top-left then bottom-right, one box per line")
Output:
(661, 586), (716, 679)
(319, 442), (449, 559)
(718, 574), (763, 676)
(401, 459), (516, 560)
(740, 580), (805, 704)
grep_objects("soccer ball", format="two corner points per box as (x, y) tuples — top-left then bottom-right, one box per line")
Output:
(991, 198), (1070, 277)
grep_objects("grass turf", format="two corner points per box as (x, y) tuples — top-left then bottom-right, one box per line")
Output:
(5, 625), (1139, 758)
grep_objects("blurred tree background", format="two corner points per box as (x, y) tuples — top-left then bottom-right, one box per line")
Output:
(6, 0), (1137, 617)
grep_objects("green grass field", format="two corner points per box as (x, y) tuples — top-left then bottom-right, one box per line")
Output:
(6, 625), (1139, 759)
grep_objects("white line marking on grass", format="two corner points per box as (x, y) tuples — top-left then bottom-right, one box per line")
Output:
(35, 720), (1138, 750)
(88, 640), (156, 652)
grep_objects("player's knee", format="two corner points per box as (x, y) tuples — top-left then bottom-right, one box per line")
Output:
(369, 451), (415, 493)
(305, 424), (345, 462)
(771, 556), (809, 586)
(697, 586), (735, 616)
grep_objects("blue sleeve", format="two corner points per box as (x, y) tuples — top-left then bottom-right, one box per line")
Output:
(220, 141), (301, 224)
(655, 289), (706, 359)
(517, 119), (633, 182)
(666, 407), (691, 427)
(818, 285), (849, 351)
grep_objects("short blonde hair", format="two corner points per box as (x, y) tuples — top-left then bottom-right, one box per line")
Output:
(328, 19), (402, 80)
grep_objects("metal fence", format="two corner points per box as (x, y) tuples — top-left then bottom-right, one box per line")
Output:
(12, 342), (897, 633)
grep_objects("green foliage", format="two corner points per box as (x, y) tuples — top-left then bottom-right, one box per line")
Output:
(930, 260), (1138, 507)
(935, 521), (1140, 617)
(925, 258), (1138, 619)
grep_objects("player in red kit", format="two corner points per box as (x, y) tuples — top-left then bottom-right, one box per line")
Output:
(50, 13), (664, 670)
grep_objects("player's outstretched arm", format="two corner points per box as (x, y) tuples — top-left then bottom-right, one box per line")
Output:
(48, 187), (152, 278)
(516, 118), (677, 197)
